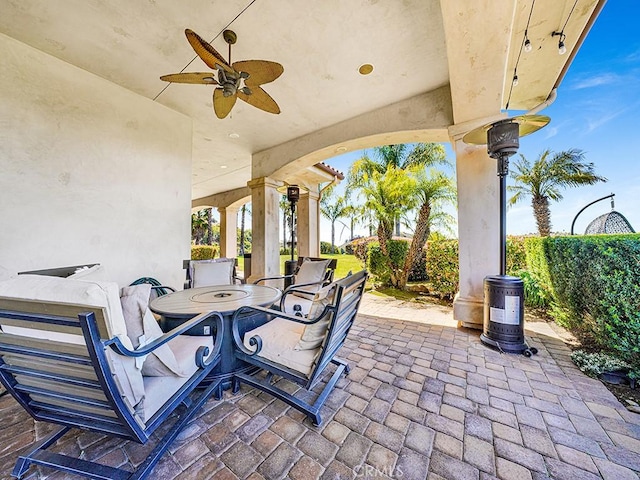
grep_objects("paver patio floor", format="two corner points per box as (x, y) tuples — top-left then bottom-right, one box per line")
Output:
(1, 293), (639, 479)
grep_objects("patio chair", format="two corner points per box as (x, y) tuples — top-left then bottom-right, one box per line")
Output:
(0, 275), (224, 479)
(231, 269), (367, 426)
(185, 257), (239, 289)
(254, 257), (337, 315)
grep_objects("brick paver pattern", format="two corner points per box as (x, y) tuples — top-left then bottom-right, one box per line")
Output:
(1, 294), (639, 479)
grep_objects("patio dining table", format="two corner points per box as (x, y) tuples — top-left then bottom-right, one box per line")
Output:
(150, 284), (281, 389)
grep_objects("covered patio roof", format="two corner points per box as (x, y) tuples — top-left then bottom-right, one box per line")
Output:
(0, 0), (604, 200)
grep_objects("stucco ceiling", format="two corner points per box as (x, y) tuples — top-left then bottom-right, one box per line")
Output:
(0, 0), (604, 201)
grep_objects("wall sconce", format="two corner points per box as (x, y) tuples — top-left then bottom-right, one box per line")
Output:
(552, 31), (567, 55)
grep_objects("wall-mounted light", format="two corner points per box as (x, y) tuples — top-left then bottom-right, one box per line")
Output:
(552, 31), (567, 55)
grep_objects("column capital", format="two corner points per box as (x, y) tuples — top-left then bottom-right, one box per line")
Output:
(217, 205), (240, 215)
(247, 176), (281, 190)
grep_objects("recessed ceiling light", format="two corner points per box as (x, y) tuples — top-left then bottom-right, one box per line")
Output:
(220, 165), (228, 169)
(358, 64), (374, 75)
(336, 146), (347, 153)
(229, 133), (240, 139)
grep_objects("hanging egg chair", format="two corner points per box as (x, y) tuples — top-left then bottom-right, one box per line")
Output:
(585, 211), (635, 235)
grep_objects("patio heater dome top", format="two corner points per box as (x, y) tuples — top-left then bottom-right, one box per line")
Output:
(585, 211), (635, 235)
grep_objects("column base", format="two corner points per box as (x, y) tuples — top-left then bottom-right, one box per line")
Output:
(453, 293), (484, 330)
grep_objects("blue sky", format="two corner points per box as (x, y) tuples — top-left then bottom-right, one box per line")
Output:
(321, 1), (640, 244)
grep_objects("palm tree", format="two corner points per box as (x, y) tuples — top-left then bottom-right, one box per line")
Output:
(280, 196), (292, 251)
(320, 193), (349, 253)
(399, 168), (457, 288)
(509, 149), (606, 236)
(239, 204), (250, 255)
(348, 143), (447, 235)
(359, 167), (416, 286)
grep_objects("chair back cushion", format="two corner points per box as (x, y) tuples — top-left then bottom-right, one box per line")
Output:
(0, 275), (145, 410)
(294, 259), (330, 294)
(191, 259), (235, 287)
(296, 284), (336, 350)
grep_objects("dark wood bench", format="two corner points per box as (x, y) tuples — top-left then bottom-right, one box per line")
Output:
(231, 269), (367, 426)
(0, 295), (224, 479)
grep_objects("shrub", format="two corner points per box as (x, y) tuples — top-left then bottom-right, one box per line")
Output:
(425, 239), (459, 299)
(529, 234), (640, 372)
(349, 237), (376, 263)
(191, 244), (217, 260)
(571, 350), (630, 377)
(367, 240), (407, 285)
(366, 239), (427, 284)
(506, 236), (527, 275)
(320, 241), (335, 254)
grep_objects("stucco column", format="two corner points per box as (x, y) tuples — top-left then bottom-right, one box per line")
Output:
(218, 206), (239, 259)
(453, 139), (500, 329)
(297, 190), (320, 258)
(247, 177), (281, 283)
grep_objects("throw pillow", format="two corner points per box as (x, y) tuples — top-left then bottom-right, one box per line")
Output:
(120, 284), (187, 377)
(295, 284), (336, 350)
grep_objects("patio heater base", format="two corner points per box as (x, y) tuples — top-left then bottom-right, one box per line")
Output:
(481, 275), (538, 357)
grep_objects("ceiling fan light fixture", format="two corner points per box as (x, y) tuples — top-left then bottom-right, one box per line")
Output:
(159, 28), (283, 119)
(358, 64), (374, 75)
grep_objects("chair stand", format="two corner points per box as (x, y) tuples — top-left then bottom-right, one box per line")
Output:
(233, 358), (350, 426)
(12, 378), (222, 480)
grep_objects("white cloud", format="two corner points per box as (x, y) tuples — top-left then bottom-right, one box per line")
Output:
(570, 73), (621, 90)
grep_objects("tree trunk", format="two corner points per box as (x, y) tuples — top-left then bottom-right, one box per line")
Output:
(331, 221), (336, 254)
(206, 208), (213, 245)
(239, 205), (246, 255)
(399, 203), (431, 289)
(532, 195), (551, 237)
(378, 220), (400, 287)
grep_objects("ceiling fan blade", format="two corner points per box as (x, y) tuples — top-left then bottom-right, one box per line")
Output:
(237, 86), (280, 115)
(185, 29), (234, 73)
(232, 60), (284, 87)
(160, 72), (218, 85)
(213, 88), (237, 119)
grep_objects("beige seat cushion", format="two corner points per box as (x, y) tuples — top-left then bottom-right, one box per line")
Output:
(191, 259), (235, 287)
(142, 334), (213, 422)
(0, 275), (145, 412)
(243, 318), (319, 376)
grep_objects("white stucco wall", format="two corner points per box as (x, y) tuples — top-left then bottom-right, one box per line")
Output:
(0, 33), (192, 288)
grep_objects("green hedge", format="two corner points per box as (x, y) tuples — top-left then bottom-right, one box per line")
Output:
(191, 245), (218, 260)
(527, 234), (640, 371)
(425, 239), (459, 299)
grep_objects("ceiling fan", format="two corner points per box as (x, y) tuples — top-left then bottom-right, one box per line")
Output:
(161, 29), (283, 119)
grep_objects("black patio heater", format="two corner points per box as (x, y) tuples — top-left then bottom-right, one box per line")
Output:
(280, 184), (302, 289)
(463, 115), (549, 356)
